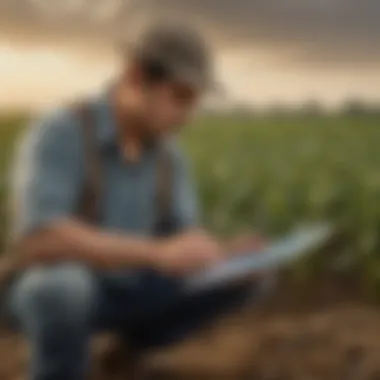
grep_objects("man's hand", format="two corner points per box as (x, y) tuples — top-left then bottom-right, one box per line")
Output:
(226, 232), (267, 256)
(153, 231), (223, 276)
(225, 232), (275, 283)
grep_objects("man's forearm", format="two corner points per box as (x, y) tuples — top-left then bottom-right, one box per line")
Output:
(16, 219), (156, 269)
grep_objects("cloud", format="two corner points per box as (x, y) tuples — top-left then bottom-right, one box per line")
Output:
(144, 0), (380, 68)
(1, 0), (379, 68)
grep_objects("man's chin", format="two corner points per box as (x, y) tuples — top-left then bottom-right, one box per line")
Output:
(141, 122), (178, 145)
(139, 127), (162, 148)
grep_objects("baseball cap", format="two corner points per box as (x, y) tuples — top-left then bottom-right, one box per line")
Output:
(125, 21), (220, 93)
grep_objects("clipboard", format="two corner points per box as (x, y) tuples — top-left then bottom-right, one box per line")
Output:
(185, 223), (333, 292)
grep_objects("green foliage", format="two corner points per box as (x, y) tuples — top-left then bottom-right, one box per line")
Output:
(183, 113), (380, 287)
(1, 112), (380, 288)
(0, 114), (27, 249)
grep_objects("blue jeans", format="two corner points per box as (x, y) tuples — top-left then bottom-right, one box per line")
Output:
(8, 263), (273, 380)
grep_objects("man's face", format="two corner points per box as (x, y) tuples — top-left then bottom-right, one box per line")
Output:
(122, 63), (203, 138)
(140, 80), (201, 136)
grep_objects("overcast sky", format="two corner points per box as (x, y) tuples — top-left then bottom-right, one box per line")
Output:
(1, 0), (380, 110)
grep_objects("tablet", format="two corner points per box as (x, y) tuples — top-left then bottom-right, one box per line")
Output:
(185, 223), (333, 292)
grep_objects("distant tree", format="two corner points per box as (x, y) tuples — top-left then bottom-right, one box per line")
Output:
(299, 99), (324, 117)
(342, 99), (371, 116)
(268, 103), (293, 117)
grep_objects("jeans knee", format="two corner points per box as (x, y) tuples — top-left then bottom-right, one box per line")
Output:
(11, 263), (97, 327)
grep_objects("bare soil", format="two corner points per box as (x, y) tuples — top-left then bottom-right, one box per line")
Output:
(2, 282), (380, 380)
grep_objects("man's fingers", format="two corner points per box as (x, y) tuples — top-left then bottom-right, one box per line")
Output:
(227, 233), (268, 254)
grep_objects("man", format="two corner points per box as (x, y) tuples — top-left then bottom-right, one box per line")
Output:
(7, 22), (271, 380)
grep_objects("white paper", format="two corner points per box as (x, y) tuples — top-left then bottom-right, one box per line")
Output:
(185, 223), (333, 292)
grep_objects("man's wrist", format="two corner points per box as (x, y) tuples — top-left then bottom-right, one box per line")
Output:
(139, 238), (161, 269)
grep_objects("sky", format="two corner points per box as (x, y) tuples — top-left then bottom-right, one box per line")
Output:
(1, 0), (380, 110)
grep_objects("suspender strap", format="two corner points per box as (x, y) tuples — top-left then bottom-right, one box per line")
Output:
(154, 143), (175, 236)
(75, 102), (103, 224)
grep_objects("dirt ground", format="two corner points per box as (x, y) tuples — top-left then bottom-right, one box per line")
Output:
(2, 283), (380, 380)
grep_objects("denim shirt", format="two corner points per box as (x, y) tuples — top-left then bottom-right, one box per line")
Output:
(9, 92), (199, 241)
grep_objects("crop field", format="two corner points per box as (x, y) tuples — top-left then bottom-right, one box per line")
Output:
(1, 113), (380, 288)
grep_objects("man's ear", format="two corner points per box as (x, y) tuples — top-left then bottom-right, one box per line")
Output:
(117, 63), (144, 110)
(124, 60), (144, 89)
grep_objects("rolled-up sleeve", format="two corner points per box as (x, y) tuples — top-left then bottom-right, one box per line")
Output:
(9, 109), (83, 239)
(171, 143), (200, 230)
